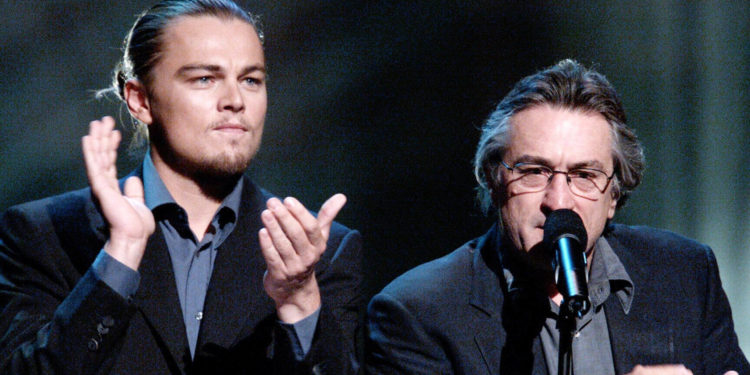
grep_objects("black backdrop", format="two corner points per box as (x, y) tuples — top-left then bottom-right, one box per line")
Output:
(1, 1), (748, 352)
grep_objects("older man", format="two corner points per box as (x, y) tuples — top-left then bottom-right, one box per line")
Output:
(366, 60), (748, 375)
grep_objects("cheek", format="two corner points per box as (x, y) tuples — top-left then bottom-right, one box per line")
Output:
(247, 95), (268, 121)
(580, 203), (612, 250)
(501, 197), (533, 237)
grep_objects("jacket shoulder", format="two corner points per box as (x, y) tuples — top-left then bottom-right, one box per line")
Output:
(1, 187), (103, 273)
(606, 223), (711, 259)
(377, 238), (479, 309)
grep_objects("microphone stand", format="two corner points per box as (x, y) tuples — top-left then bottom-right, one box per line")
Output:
(557, 299), (586, 375)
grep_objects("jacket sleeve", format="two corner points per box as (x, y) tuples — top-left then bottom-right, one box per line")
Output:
(273, 227), (364, 375)
(700, 247), (750, 375)
(0, 203), (137, 375)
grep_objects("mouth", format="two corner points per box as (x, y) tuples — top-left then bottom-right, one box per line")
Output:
(212, 122), (248, 134)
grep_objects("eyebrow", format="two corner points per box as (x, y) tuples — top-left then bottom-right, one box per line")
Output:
(512, 155), (607, 170)
(176, 64), (266, 77)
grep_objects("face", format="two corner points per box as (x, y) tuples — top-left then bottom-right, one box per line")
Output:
(128, 15), (267, 178)
(499, 105), (618, 265)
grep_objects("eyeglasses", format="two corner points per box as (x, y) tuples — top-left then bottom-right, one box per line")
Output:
(500, 161), (615, 200)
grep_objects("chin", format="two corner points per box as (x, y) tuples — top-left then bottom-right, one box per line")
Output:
(194, 150), (254, 178)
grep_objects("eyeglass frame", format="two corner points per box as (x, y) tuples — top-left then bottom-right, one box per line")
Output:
(499, 160), (616, 197)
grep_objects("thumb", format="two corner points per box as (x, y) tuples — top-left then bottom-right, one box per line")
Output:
(123, 176), (145, 203)
(318, 193), (346, 238)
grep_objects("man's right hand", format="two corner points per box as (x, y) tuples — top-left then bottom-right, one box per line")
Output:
(627, 364), (738, 375)
(82, 116), (154, 271)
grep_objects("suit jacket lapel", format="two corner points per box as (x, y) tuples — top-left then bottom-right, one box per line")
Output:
(198, 177), (273, 350)
(471, 225), (550, 375)
(119, 166), (190, 368)
(469, 225), (506, 374)
(604, 233), (671, 374)
(133, 225), (191, 369)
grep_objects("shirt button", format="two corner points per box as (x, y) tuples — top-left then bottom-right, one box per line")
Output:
(195, 312), (203, 321)
(97, 323), (109, 335)
(88, 338), (100, 351)
(102, 316), (115, 327)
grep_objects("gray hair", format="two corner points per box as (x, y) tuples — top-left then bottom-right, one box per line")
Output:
(473, 59), (644, 214)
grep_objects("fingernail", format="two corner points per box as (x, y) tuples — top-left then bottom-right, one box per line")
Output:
(267, 198), (281, 209)
(284, 197), (298, 207)
(261, 209), (272, 220)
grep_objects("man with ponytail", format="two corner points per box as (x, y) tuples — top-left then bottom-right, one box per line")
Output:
(0, 1), (362, 374)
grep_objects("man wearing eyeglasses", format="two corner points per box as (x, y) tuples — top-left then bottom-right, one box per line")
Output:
(366, 60), (749, 375)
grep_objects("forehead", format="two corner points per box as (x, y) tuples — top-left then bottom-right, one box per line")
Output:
(506, 105), (613, 167)
(157, 15), (264, 67)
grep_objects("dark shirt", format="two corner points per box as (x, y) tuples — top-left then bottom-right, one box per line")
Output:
(539, 237), (634, 374)
(502, 236), (634, 374)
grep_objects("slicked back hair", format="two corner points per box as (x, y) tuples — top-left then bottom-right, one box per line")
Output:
(99, 0), (262, 151)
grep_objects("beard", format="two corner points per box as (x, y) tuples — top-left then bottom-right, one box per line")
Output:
(148, 118), (261, 181)
(192, 141), (256, 179)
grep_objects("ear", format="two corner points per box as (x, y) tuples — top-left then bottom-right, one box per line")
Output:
(124, 80), (153, 125)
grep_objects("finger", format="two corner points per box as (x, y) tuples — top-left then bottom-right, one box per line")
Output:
(107, 128), (121, 171)
(84, 118), (117, 171)
(317, 193), (346, 239)
(267, 198), (312, 255)
(627, 364), (692, 375)
(123, 176), (145, 204)
(258, 227), (285, 274)
(85, 119), (121, 187)
(99, 117), (118, 170)
(283, 197), (325, 248)
(83, 119), (103, 167)
(83, 120), (109, 191)
(260, 207), (298, 265)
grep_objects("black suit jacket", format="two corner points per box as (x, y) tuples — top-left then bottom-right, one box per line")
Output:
(0, 174), (363, 374)
(366, 224), (749, 375)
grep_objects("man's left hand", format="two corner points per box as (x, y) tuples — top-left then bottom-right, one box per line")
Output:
(627, 364), (739, 375)
(259, 194), (347, 323)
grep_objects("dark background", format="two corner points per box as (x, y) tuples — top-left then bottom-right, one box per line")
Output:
(1, 1), (748, 353)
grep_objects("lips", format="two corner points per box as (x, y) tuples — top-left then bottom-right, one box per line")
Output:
(212, 123), (248, 133)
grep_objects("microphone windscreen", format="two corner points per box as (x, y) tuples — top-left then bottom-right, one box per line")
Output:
(543, 209), (587, 250)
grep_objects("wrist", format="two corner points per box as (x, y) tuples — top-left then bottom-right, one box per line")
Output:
(104, 235), (147, 271)
(275, 278), (321, 324)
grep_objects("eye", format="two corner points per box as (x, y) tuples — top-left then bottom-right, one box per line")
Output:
(191, 76), (214, 86)
(517, 165), (549, 175)
(570, 169), (597, 179)
(243, 76), (264, 87)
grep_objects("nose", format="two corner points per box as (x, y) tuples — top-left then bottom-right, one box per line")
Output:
(541, 173), (575, 212)
(219, 83), (245, 112)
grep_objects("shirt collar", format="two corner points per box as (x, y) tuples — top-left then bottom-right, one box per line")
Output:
(499, 233), (635, 315)
(143, 151), (175, 210)
(141, 151), (243, 223)
(588, 236), (634, 314)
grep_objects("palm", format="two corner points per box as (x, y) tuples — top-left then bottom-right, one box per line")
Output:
(82, 117), (154, 269)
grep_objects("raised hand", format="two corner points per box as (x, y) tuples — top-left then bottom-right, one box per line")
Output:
(259, 194), (347, 323)
(627, 364), (738, 375)
(82, 116), (155, 270)
(626, 364), (693, 375)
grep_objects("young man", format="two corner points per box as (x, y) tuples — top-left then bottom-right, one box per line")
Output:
(366, 60), (748, 375)
(0, 1), (361, 374)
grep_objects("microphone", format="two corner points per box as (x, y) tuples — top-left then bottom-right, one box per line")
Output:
(543, 209), (590, 318)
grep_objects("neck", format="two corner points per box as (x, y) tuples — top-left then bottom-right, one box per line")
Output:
(151, 154), (240, 241)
